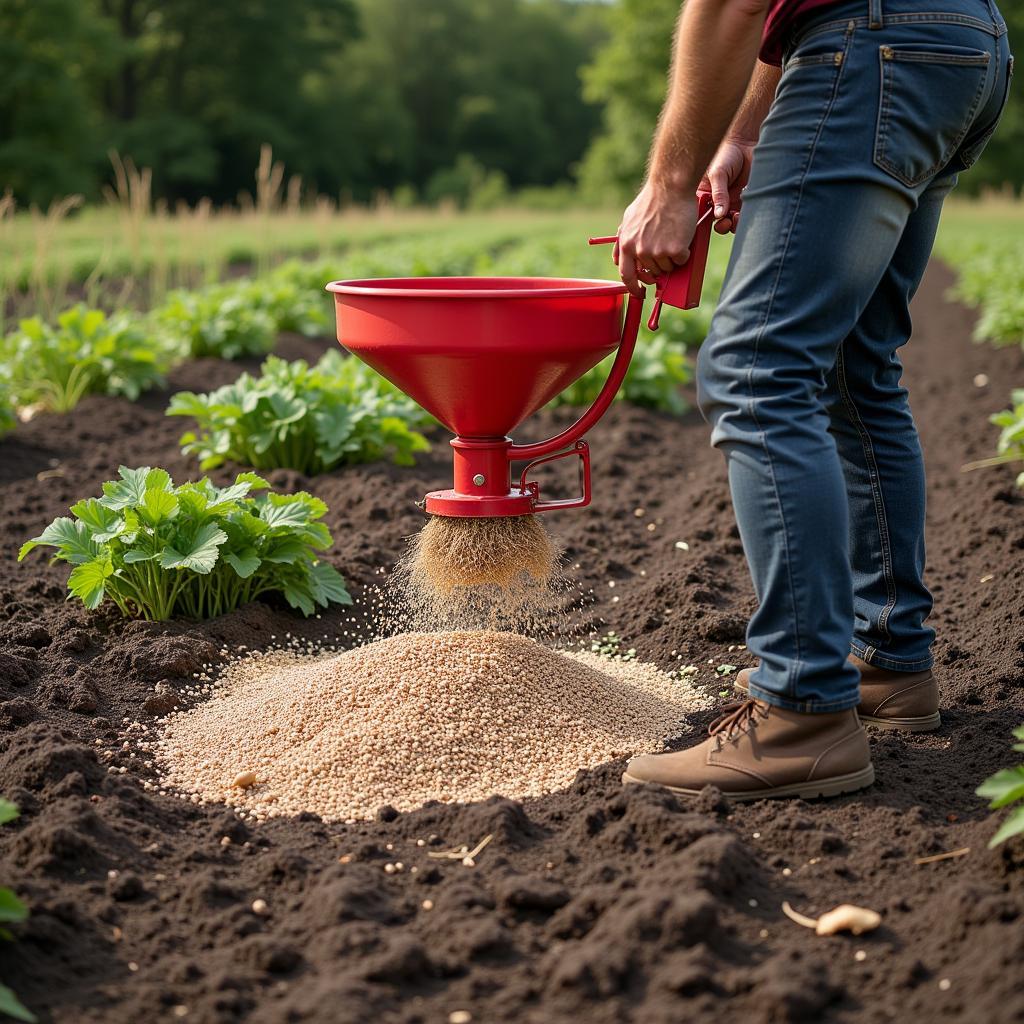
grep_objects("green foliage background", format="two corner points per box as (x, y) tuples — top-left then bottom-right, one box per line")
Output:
(577, 0), (1022, 199)
(0, 0), (606, 206)
(0, 0), (1020, 206)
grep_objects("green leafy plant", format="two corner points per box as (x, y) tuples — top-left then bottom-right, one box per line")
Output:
(153, 284), (276, 360)
(552, 333), (691, 414)
(947, 240), (1024, 349)
(0, 799), (35, 1023)
(168, 350), (431, 475)
(977, 726), (1024, 848)
(963, 389), (1024, 488)
(990, 389), (1024, 488)
(1, 305), (176, 414)
(0, 368), (15, 437)
(19, 467), (351, 620)
(251, 272), (332, 336)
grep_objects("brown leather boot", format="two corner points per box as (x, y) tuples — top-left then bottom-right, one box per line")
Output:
(623, 699), (873, 801)
(733, 654), (940, 732)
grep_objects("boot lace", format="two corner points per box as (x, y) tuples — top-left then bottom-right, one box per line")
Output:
(707, 698), (766, 748)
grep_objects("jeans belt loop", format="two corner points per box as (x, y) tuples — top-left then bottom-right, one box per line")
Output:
(868, 0), (883, 29)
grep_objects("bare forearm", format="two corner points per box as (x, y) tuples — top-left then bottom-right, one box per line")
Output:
(728, 61), (782, 143)
(648, 0), (772, 193)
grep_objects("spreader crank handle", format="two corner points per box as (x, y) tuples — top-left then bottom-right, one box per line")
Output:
(590, 190), (736, 330)
(519, 441), (592, 513)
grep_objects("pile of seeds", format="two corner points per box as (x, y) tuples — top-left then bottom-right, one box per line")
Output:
(152, 630), (709, 822)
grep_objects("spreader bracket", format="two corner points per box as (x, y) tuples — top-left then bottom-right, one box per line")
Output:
(519, 441), (591, 513)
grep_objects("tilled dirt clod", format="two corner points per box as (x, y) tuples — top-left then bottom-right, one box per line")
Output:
(151, 630), (709, 822)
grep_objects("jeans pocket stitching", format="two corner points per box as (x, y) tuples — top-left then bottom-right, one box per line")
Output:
(889, 51), (990, 65)
(873, 47), (991, 187)
(883, 12), (1002, 35)
(787, 53), (842, 68)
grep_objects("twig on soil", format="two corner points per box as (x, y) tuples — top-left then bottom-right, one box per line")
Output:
(781, 901), (881, 936)
(781, 902), (819, 929)
(914, 847), (970, 865)
(427, 833), (493, 865)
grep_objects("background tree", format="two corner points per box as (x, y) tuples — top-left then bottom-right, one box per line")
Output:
(0, 0), (1018, 206)
(577, 0), (1022, 199)
(0, 0), (607, 205)
(0, 0), (120, 204)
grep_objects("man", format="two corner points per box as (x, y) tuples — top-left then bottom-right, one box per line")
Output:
(618, 0), (1012, 800)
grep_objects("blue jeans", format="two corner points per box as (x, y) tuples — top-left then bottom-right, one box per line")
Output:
(698, 0), (1013, 712)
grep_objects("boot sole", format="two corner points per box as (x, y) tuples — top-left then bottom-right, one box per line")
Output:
(732, 681), (941, 734)
(859, 711), (941, 733)
(621, 764), (875, 802)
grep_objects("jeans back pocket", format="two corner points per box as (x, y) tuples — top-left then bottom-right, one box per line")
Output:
(874, 44), (992, 188)
(958, 53), (1014, 170)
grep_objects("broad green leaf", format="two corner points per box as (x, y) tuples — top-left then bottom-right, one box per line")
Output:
(262, 491), (326, 526)
(237, 472), (271, 492)
(175, 485), (210, 518)
(296, 521), (332, 550)
(309, 561), (352, 607)
(261, 501), (312, 529)
(166, 392), (209, 418)
(19, 518), (99, 565)
(223, 511), (268, 544)
(68, 556), (114, 609)
(282, 579), (315, 616)
(1012, 725), (1024, 753)
(315, 406), (356, 449)
(268, 392), (306, 425)
(160, 522), (227, 573)
(123, 548), (157, 564)
(0, 983), (36, 1023)
(138, 486), (178, 527)
(988, 806), (1024, 848)
(261, 539), (309, 564)
(205, 481), (253, 510)
(144, 468), (173, 492)
(100, 466), (153, 510)
(0, 889), (27, 925)
(0, 801), (18, 826)
(70, 499), (124, 542)
(224, 548), (260, 579)
(977, 765), (1024, 809)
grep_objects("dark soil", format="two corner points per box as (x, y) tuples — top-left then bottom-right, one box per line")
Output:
(2, 263), (1022, 1024)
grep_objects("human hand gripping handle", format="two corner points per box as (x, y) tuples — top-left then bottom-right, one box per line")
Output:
(700, 136), (754, 235)
(590, 190), (737, 330)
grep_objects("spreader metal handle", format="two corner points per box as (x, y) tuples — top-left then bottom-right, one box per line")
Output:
(508, 292), (644, 463)
(589, 189), (736, 330)
(519, 441), (592, 513)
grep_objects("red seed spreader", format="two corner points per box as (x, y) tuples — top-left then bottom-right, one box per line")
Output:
(327, 191), (725, 518)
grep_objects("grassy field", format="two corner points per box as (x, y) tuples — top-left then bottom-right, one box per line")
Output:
(0, 201), (619, 326)
(936, 194), (1024, 251)
(1, 192), (1020, 339)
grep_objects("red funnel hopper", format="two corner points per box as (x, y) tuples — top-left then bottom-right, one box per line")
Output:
(326, 194), (720, 517)
(327, 277), (627, 437)
(327, 276), (641, 516)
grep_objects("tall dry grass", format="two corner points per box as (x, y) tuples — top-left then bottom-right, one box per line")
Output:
(0, 149), (615, 332)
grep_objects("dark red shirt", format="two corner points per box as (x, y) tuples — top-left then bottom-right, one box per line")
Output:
(760, 0), (838, 65)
